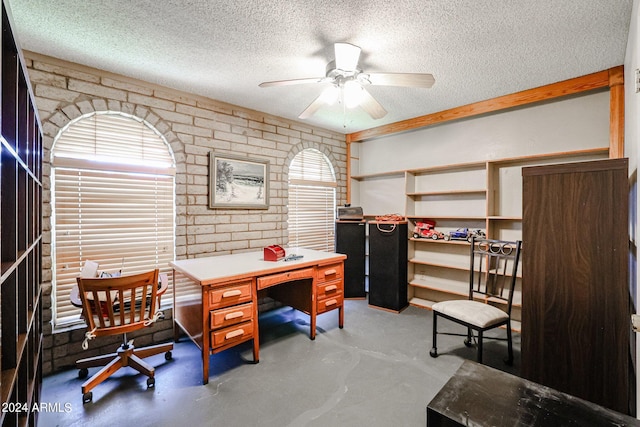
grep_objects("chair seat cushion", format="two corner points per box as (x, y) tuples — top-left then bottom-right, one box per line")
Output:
(432, 300), (508, 328)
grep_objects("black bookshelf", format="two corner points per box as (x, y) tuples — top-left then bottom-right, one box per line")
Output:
(335, 221), (366, 298)
(0, 1), (43, 425)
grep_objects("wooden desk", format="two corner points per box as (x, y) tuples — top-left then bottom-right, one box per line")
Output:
(170, 248), (346, 384)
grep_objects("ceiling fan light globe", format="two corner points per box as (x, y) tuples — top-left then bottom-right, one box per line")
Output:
(319, 85), (339, 105)
(343, 80), (365, 109)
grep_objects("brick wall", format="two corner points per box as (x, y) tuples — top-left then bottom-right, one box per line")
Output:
(25, 52), (347, 375)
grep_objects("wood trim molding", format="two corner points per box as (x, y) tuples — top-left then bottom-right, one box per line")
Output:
(348, 67), (619, 143)
(608, 66), (625, 159)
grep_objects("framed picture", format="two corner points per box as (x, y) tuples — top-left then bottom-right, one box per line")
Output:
(209, 152), (269, 209)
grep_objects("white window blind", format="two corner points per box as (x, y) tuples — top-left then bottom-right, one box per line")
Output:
(51, 112), (176, 327)
(288, 149), (336, 251)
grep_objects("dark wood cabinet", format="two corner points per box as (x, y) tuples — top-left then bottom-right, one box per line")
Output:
(522, 158), (630, 414)
(0, 1), (43, 425)
(368, 221), (408, 311)
(335, 221), (366, 298)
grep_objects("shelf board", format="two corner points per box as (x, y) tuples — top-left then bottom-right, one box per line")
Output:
(488, 147), (609, 167)
(487, 215), (522, 221)
(406, 160), (487, 175)
(409, 297), (435, 310)
(409, 258), (469, 271)
(407, 189), (486, 197)
(406, 215), (486, 221)
(487, 293), (522, 307)
(410, 276), (470, 296)
(350, 170), (405, 180)
(16, 333), (27, 366)
(410, 277), (522, 306)
(409, 237), (470, 246)
(0, 238), (42, 284)
(1, 367), (17, 410)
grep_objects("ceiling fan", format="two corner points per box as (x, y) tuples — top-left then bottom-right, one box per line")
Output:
(259, 42), (435, 120)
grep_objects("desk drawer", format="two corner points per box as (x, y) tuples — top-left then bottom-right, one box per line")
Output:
(317, 280), (342, 300)
(257, 267), (314, 290)
(210, 302), (254, 330)
(316, 263), (343, 283)
(211, 320), (253, 348)
(317, 293), (343, 314)
(209, 280), (253, 309)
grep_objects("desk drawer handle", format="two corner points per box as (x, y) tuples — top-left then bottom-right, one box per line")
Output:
(324, 299), (338, 307)
(324, 285), (338, 292)
(324, 269), (337, 277)
(225, 329), (244, 340)
(224, 311), (244, 320)
(222, 289), (242, 298)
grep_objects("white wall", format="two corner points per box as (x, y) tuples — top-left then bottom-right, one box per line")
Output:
(351, 89), (610, 218)
(626, 0), (640, 416)
(353, 91), (609, 177)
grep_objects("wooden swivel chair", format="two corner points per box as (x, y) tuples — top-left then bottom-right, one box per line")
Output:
(75, 269), (173, 403)
(429, 237), (522, 364)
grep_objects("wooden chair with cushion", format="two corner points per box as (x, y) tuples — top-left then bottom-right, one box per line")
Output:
(429, 237), (522, 365)
(75, 269), (173, 403)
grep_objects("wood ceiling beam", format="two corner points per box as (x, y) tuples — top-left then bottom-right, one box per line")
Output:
(348, 67), (620, 143)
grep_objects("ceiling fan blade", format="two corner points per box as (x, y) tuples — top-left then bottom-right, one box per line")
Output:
(334, 43), (361, 72)
(366, 72), (435, 88)
(359, 87), (387, 120)
(298, 85), (339, 119)
(259, 77), (324, 87)
(298, 93), (328, 119)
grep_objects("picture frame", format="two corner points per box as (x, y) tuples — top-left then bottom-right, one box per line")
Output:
(209, 152), (269, 209)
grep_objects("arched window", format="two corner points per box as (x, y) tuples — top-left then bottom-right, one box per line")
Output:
(288, 148), (336, 251)
(51, 112), (176, 327)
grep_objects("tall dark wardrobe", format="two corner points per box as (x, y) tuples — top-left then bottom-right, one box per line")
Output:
(522, 158), (630, 415)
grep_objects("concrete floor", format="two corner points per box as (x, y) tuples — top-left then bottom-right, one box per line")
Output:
(40, 299), (520, 427)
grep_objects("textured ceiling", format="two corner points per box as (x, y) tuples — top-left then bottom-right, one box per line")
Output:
(6, 0), (634, 134)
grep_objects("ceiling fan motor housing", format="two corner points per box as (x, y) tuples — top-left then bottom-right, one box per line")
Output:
(325, 60), (368, 86)
(259, 42), (433, 120)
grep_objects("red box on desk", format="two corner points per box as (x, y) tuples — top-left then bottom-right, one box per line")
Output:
(264, 245), (285, 261)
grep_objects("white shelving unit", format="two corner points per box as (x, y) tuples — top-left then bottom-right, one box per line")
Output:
(351, 147), (610, 326)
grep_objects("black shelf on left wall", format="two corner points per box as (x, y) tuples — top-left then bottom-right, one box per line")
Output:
(0, 1), (43, 425)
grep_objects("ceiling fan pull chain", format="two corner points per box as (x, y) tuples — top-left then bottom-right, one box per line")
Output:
(342, 90), (347, 128)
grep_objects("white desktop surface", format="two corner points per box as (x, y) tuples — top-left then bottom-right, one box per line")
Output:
(170, 248), (345, 285)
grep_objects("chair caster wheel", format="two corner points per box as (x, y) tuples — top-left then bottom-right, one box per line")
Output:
(147, 377), (155, 388)
(464, 338), (473, 348)
(165, 351), (172, 360)
(429, 348), (438, 358)
(82, 392), (92, 404)
(78, 368), (88, 379)
(504, 357), (514, 366)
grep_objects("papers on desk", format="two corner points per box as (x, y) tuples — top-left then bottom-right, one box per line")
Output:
(80, 260), (99, 278)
